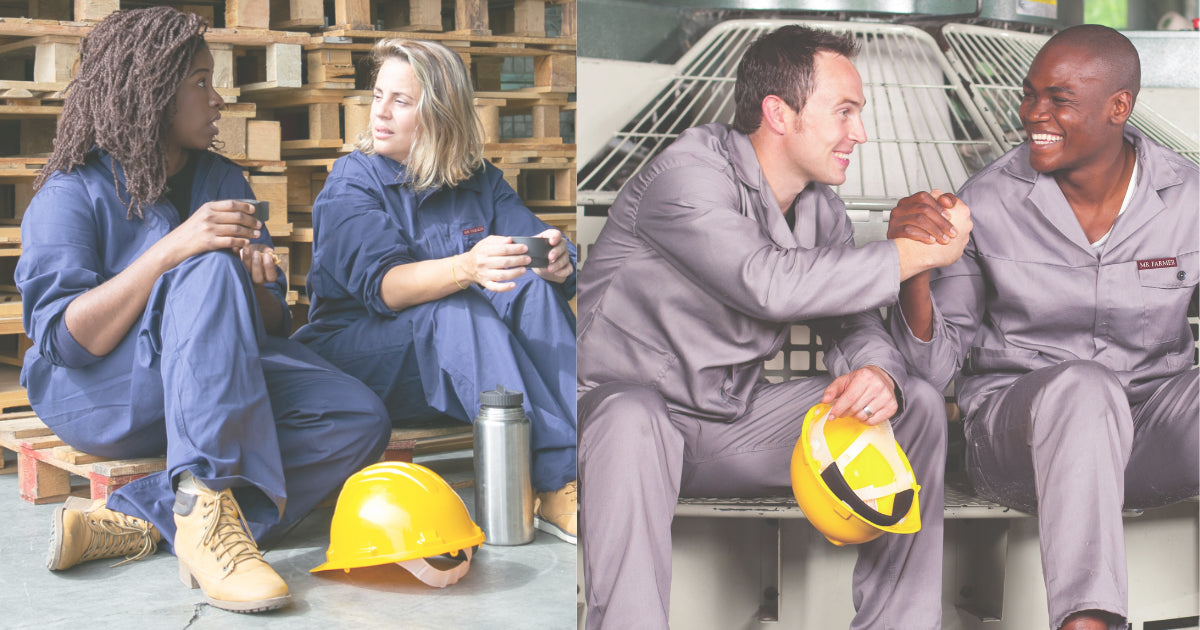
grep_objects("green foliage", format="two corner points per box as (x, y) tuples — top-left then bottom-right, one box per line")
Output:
(1084, 0), (1128, 29)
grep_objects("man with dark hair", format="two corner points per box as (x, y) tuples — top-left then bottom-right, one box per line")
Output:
(577, 24), (971, 628)
(888, 24), (1198, 630)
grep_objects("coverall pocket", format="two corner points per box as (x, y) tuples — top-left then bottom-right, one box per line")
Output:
(966, 346), (1041, 374)
(580, 310), (677, 387)
(1137, 251), (1198, 345)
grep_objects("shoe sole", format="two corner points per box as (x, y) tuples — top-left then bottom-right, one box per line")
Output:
(46, 496), (94, 571)
(534, 516), (577, 545)
(179, 559), (292, 613)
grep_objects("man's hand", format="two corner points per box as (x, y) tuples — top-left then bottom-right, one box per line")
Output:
(531, 228), (573, 284)
(890, 190), (961, 244)
(821, 365), (897, 425)
(892, 189), (972, 281)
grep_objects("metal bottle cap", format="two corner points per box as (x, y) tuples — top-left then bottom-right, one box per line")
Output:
(480, 384), (524, 407)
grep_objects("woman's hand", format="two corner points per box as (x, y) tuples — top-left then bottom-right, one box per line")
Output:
(531, 228), (573, 284)
(236, 243), (279, 286)
(162, 199), (261, 264)
(460, 234), (530, 292)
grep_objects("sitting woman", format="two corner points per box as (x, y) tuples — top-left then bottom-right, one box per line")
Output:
(292, 39), (578, 543)
(17, 7), (390, 612)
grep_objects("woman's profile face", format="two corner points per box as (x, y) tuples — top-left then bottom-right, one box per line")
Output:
(371, 58), (422, 163)
(166, 45), (223, 152)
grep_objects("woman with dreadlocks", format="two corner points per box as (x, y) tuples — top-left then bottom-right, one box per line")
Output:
(291, 39), (579, 543)
(16, 7), (389, 612)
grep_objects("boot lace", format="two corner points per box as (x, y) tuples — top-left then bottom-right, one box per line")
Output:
(80, 511), (158, 567)
(199, 490), (265, 575)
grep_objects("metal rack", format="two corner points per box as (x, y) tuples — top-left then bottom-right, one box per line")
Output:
(578, 18), (1005, 217)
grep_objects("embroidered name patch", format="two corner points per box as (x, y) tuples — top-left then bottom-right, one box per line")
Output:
(462, 226), (485, 236)
(1137, 257), (1177, 270)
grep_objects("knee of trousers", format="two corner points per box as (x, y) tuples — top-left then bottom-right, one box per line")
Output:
(1029, 360), (1130, 445)
(578, 382), (672, 456)
(330, 381), (393, 457)
(895, 377), (949, 463)
(170, 250), (247, 284)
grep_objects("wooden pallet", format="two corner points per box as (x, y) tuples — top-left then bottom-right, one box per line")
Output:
(1, 409), (473, 504)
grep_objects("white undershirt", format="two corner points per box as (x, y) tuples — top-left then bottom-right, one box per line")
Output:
(1091, 152), (1139, 251)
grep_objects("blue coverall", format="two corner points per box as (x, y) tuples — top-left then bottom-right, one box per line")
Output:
(16, 149), (391, 546)
(291, 151), (577, 492)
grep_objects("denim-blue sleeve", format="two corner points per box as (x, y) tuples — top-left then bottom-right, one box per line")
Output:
(210, 159), (292, 333)
(310, 157), (414, 318)
(484, 164), (578, 299)
(16, 177), (108, 369)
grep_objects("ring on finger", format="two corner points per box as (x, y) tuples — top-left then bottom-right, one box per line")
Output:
(862, 405), (875, 419)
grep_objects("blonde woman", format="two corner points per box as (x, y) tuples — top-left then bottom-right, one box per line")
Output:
(292, 39), (578, 542)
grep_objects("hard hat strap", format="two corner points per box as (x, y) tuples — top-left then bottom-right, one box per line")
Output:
(820, 465), (916, 527)
(396, 546), (474, 588)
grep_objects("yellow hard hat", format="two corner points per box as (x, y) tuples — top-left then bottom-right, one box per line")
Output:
(790, 403), (921, 546)
(311, 461), (485, 587)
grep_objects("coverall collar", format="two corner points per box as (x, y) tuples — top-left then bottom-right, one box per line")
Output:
(1009, 125), (1183, 255)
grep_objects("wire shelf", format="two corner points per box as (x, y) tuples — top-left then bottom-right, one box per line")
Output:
(578, 19), (1006, 209)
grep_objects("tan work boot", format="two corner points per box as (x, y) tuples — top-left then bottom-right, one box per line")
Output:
(173, 478), (291, 613)
(47, 496), (161, 571)
(534, 480), (577, 544)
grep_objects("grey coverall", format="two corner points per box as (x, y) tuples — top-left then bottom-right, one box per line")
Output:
(578, 123), (947, 629)
(890, 126), (1199, 630)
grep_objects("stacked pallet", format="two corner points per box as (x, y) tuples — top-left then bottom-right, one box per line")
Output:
(273, 0), (579, 312)
(0, 0), (576, 415)
(0, 0), (572, 499)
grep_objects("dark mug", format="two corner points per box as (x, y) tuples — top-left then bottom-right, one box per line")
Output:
(233, 199), (269, 222)
(511, 236), (551, 269)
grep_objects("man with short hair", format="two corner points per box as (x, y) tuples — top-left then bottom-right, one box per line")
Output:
(888, 24), (1199, 630)
(577, 25), (971, 629)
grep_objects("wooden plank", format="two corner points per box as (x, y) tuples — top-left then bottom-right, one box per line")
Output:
(73, 0), (117, 21)
(333, 0), (372, 28)
(342, 95), (371, 147)
(266, 42), (302, 88)
(408, 0), (443, 31)
(0, 418), (52, 441)
(92, 458), (167, 477)
(19, 451), (72, 503)
(512, 0), (545, 37)
(534, 53), (574, 92)
(454, 0), (490, 36)
(52, 445), (106, 465)
(246, 120), (281, 161)
(215, 116), (248, 160)
(226, 0), (271, 29)
(308, 101), (340, 141)
(0, 365), (28, 410)
(33, 38), (76, 83)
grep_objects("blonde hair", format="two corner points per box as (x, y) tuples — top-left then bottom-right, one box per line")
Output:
(357, 39), (484, 191)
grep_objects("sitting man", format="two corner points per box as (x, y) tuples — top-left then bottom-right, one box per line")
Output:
(577, 25), (971, 629)
(888, 24), (1198, 630)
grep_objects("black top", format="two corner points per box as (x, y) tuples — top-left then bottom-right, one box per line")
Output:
(165, 151), (198, 224)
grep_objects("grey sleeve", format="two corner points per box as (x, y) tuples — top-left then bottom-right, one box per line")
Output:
(888, 233), (986, 393)
(635, 165), (902, 323)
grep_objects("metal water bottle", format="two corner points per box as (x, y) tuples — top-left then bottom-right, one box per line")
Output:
(473, 384), (534, 545)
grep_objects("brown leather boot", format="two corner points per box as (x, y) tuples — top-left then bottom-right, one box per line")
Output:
(47, 496), (161, 571)
(535, 480), (577, 544)
(173, 484), (291, 613)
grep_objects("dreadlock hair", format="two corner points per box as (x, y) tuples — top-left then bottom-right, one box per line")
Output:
(34, 6), (209, 219)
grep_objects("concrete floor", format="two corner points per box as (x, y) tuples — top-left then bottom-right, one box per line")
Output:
(0, 451), (578, 630)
